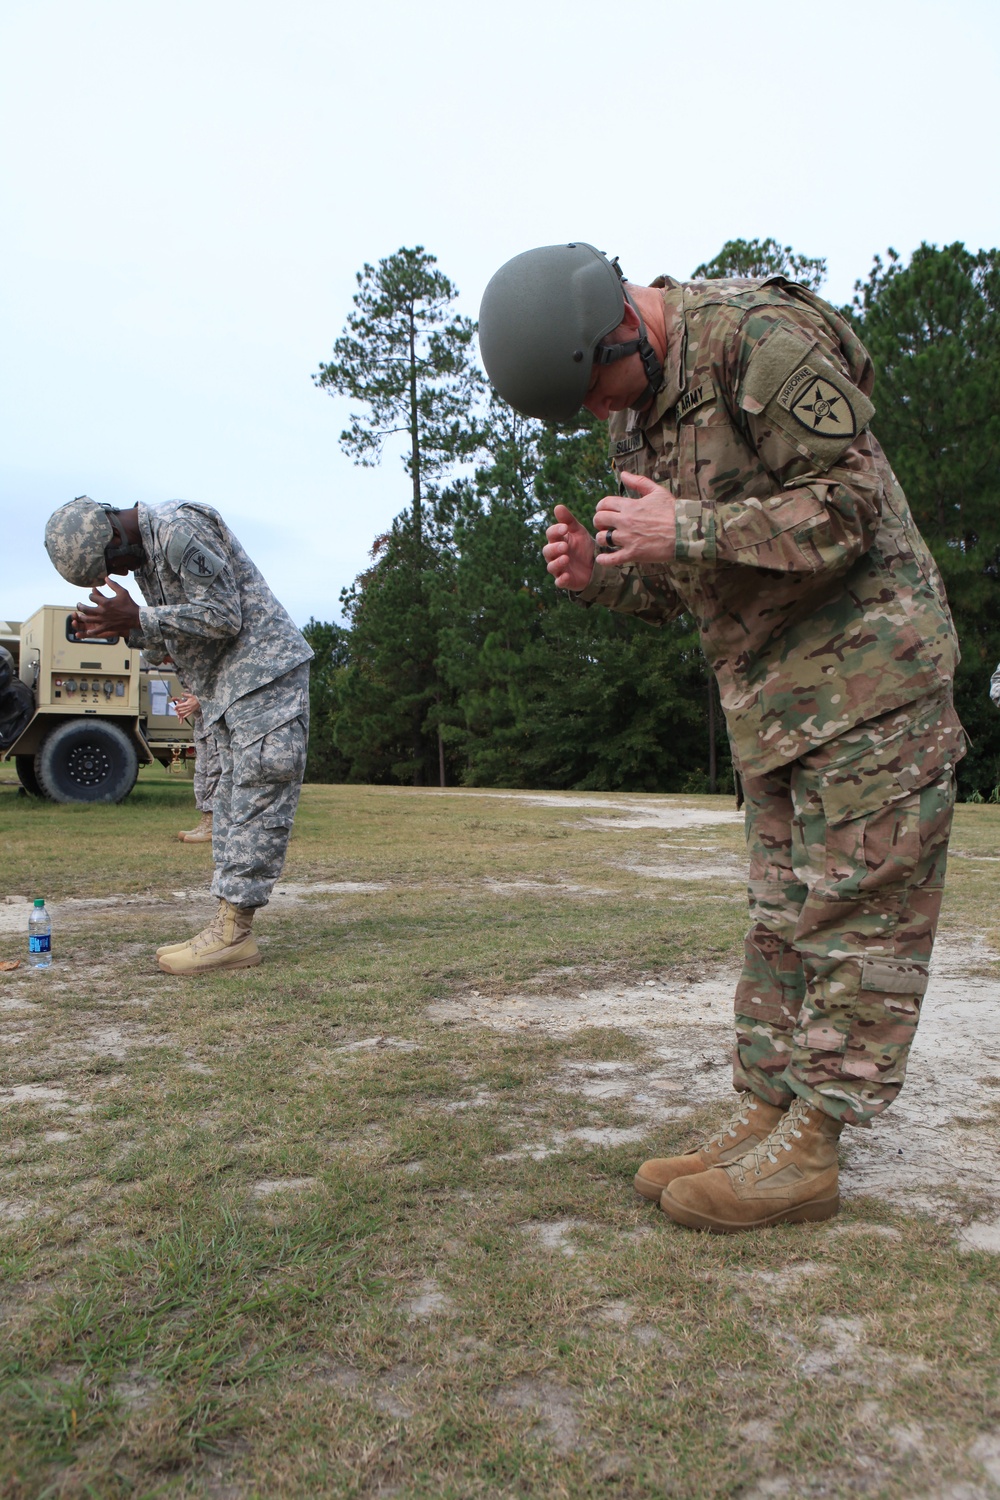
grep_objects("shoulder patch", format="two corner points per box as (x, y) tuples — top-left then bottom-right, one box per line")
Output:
(777, 368), (858, 439)
(164, 526), (225, 581)
(675, 382), (715, 422)
(739, 323), (875, 470)
(180, 539), (224, 581)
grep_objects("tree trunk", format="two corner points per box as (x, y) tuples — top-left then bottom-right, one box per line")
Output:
(438, 724), (446, 788)
(412, 701), (423, 786)
(408, 300), (421, 543)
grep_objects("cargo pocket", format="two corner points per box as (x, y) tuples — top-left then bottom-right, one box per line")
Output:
(857, 791), (922, 893)
(793, 774), (920, 945)
(838, 957), (927, 1085)
(234, 716), (307, 790)
(734, 925), (801, 1027)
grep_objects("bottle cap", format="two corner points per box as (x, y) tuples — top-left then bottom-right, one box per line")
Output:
(33, 898), (45, 907)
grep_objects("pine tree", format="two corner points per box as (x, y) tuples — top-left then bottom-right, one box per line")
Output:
(313, 246), (483, 540)
(313, 246), (483, 782)
(849, 242), (1000, 794)
(434, 406), (722, 792)
(301, 619), (351, 783)
(432, 400), (548, 784)
(692, 237), (826, 290)
(331, 517), (456, 787)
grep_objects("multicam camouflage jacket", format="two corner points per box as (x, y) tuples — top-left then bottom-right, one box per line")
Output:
(573, 277), (961, 776)
(129, 501), (313, 726)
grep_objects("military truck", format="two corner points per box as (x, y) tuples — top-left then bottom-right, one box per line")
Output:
(0, 605), (193, 803)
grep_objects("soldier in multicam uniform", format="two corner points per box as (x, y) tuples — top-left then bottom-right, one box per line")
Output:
(44, 496), (313, 975)
(171, 690), (221, 844)
(478, 243), (966, 1233)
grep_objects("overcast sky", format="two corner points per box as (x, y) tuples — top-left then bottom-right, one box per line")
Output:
(2, 0), (998, 628)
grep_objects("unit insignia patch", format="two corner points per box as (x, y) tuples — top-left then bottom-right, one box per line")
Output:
(180, 539), (224, 581)
(778, 368), (858, 439)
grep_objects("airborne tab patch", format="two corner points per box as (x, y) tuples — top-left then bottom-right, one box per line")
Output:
(778, 366), (858, 439)
(615, 431), (644, 457)
(675, 382), (714, 422)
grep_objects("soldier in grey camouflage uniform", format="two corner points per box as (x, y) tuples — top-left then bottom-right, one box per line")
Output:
(479, 243), (965, 1232)
(44, 496), (313, 975)
(191, 707), (222, 826)
(172, 691), (222, 843)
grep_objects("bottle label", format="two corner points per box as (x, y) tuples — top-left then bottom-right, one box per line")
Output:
(29, 935), (51, 953)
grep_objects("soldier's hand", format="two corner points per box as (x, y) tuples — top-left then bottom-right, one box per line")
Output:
(543, 505), (596, 591)
(172, 693), (200, 721)
(73, 578), (142, 639)
(594, 472), (677, 567)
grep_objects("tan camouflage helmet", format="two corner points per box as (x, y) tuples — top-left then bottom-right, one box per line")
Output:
(44, 496), (115, 587)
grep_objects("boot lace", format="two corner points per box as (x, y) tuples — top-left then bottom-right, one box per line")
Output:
(708, 1092), (761, 1149)
(732, 1096), (812, 1183)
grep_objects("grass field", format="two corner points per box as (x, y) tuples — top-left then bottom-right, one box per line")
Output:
(1, 765), (999, 1499)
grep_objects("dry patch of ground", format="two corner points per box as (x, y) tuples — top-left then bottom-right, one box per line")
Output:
(428, 788), (744, 832)
(430, 944), (1000, 1225)
(2, 782), (999, 1499)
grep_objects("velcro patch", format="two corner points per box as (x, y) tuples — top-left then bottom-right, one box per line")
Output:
(165, 526), (224, 581)
(860, 958), (929, 997)
(778, 367), (858, 439)
(615, 431), (644, 457)
(740, 323), (875, 470)
(183, 540), (224, 579)
(675, 382), (714, 421)
(775, 363), (818, 410)
(181, 539), (224, 581)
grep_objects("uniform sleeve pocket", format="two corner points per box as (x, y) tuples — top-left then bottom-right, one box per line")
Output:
(721, 492), (826, 550)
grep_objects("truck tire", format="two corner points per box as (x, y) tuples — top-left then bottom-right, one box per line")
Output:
(36, 719), (140, 804)
(15, 755), (46, 798)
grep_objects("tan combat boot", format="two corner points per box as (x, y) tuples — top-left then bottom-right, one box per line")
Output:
(660, 1096), (843, 1233)
(177, 811), (213, 844)
(634, 1093), (787, 1201)
(157, 900), (261, 975)
(156, 900), (225, 958)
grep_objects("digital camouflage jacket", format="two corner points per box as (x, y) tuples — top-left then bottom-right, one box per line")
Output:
(573, 276), (961, 776)
(129, 500), (313, 727)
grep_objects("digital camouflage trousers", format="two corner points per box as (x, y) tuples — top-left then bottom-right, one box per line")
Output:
(732, 694), (965, 1127)
(208, 662), (310, 910)
(191, 710), (222, 813)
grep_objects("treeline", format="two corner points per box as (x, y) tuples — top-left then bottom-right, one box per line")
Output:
(304, 239), (1000, 798)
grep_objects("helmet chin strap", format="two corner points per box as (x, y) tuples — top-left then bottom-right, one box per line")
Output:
(592, 262), (663, 411)
(101, 504), (146, 575)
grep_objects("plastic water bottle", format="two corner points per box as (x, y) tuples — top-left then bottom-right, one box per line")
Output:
(28, 898), (52, 969)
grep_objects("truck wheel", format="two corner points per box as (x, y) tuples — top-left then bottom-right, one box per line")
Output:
(15, 755), (46, 797)
(36, 719), (140, 804)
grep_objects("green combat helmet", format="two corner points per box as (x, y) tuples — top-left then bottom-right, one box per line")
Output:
(44, 496), (143, 586)
(478, 242), (662, 422)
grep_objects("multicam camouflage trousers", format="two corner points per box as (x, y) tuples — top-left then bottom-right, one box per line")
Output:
(208, 662), (310, 910)
(733, 694), (965, 1127)
(191, 710), (222, 813)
